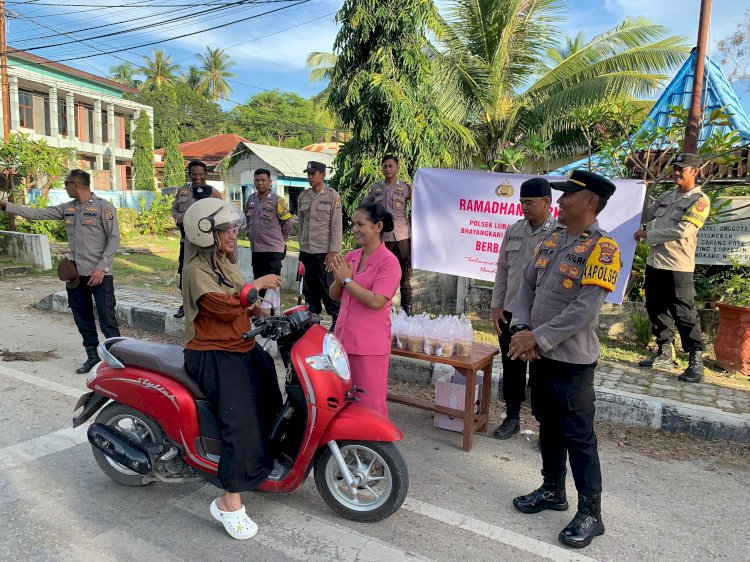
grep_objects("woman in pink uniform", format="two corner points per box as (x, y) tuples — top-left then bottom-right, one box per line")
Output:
(329, 203), (401, 416)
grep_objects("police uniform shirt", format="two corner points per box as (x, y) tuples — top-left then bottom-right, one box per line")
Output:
(361, 180), (411, 242)
(243, 191), (292, 253)
(641, 187), (710, 272)
(491, 215), (556, 311)
(7, 195), (120, 276)
(171, 184), (221, 224)
(512, 222), (621, 365)
(297, 186), (343, 254)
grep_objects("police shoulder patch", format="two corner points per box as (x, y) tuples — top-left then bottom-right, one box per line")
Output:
(582, 236), (620, 292)
(683, 196), (710, 228)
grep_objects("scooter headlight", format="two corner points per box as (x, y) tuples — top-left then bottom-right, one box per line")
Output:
(306, 333), (351, 382)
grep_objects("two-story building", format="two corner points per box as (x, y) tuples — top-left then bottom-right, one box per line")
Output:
(1, 48), (153, 191)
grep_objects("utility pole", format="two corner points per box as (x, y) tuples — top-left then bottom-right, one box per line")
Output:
(683, 0), (712, 155)
(0, 0), (9, 141)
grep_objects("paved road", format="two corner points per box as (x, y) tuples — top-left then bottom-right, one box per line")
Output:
(0, 291), (748, 561)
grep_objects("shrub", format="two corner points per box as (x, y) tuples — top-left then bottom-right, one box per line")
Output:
(629, 310), (652, 348)
(716, 261), (750, 307)
(134, 194), (176, 236)
(117, 207), (138, 241)
(15, 196), (67, 241)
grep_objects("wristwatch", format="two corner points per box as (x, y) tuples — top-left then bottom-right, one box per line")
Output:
(509, 323), (530, 335)
(343, 277), (353, 286)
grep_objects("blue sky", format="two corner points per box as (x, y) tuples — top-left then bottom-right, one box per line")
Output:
(6, 0), (750, 115)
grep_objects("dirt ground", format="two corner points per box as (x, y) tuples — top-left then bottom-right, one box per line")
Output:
(4, 274), (748, 473)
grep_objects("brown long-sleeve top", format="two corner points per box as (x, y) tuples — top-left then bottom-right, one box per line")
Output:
(185, 292), (255, 353)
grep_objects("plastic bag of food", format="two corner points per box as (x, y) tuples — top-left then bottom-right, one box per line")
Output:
(455, 314), (474, 357)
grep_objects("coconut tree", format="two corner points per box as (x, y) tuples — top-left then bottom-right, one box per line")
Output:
(545, 31), (587, 66)
(197, 47), (235, 102)
(109, 62), (138, 87)
(433, 3), (690, 167)
(140, 50), (180, 92)
(181, 65), (207, 96)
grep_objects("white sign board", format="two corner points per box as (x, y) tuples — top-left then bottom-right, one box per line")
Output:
(696, 197), (750, 265)
(412, 168), (646, 304)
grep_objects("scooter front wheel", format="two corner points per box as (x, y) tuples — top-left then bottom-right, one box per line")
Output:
(314, 441), (408, 522)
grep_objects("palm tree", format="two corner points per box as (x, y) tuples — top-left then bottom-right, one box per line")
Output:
(433, 4), (690, 167)
(140, 49), (180, 92)
(181, 65), (207, 95)
(197, 47), (235, 102)
(545, 31), (587, 66)
(109, 62), (138, 87)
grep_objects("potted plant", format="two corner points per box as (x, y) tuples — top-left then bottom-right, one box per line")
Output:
(714, 264), (750, 376)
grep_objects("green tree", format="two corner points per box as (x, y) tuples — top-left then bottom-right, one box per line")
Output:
(130, 82), (229, 147)
(434, 6), (689, 167)
(545, 31), (587, 66)
(161, 112), (185, 188)
(327, 0), (474, 211)
(229, 90), (323, 147)
(0, 133), (74, 230)
(181, 64), (206, 95)
(132, 111), (155, 191)
(109, 62), (138, 88)
(197, 47), (235, 102)
(718, 8), (750, 80)
(140, 49), (180, 92)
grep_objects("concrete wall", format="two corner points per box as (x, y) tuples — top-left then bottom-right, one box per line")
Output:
(0, 231), (53, 270)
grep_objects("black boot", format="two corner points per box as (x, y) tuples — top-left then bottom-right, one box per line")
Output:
(558, 493), (605, 548)
(638, 342), (675, 369)
(513, 472), (568, 514)
(173, 305), (185, 318)
(678, 351), (704, 383)
(75, 346), (100, 374)
(493, 404), (520, 440)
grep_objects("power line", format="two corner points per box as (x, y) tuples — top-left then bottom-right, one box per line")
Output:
(2, 0), (311, 64)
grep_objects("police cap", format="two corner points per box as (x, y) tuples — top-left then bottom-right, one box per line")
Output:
(303, 161), (326, 174)
(520, 177), (552, 198)
(550, 169), (616, 201)
(673, 153), (702, 168)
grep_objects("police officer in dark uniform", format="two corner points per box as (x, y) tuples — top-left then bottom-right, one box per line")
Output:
(509, 170), (621, 549)
(361, 155), (413, 313)
(0, 169), (121, 373)
(171, 160), (221, 318)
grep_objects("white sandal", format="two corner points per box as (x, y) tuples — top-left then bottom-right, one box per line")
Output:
(210, 498), (259, 540)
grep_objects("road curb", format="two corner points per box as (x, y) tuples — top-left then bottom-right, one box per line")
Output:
(38, 290), (750, 443)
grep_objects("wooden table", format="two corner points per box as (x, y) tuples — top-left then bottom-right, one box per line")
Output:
(387, 342), (499, 452)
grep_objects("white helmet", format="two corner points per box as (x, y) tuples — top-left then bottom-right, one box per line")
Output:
(183, 198), (246, 248)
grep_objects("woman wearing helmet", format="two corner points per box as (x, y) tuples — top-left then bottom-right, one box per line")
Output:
(181, 198), (283, 540)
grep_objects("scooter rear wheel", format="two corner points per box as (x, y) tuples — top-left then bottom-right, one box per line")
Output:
(91, 402), (163, 487)
(314, 441), (408, 522)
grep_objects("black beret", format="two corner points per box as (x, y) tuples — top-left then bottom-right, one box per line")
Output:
(550, 170), (616, 201)
(520, 177), (552, 198)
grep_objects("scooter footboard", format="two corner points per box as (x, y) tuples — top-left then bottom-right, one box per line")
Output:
(319, 402), (403, 444)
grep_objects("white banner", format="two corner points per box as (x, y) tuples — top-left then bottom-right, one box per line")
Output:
(412, 168), (646, 304)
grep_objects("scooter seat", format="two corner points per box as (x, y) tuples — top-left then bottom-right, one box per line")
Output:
(108, 340), (206, 399)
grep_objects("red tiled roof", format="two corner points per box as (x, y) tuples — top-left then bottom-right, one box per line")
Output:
(155, 133), (249, 166)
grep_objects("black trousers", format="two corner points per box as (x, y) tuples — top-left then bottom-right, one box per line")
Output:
(385, 239), (412, 307)
(184, 346), (283, 492)
(644, 266), (704, 352)
(252, 251), (285, 298)
(66, 276), (120, 349)
(529, 357), (602, 496)
(299, 251), (340, 316)
(497, 309), (528, 406)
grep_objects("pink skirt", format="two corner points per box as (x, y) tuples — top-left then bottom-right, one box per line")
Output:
(347, 354), (389, 417)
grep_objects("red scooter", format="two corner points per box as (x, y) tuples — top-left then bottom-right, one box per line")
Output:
(72, 293), (408, 522)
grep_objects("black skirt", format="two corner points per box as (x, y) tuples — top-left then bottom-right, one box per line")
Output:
(184, 345), (283, 492)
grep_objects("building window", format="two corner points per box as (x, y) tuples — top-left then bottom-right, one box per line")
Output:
(101, 110), (108, 143)
(18, 91), (33, 129)
(58, 99), (67, 135)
